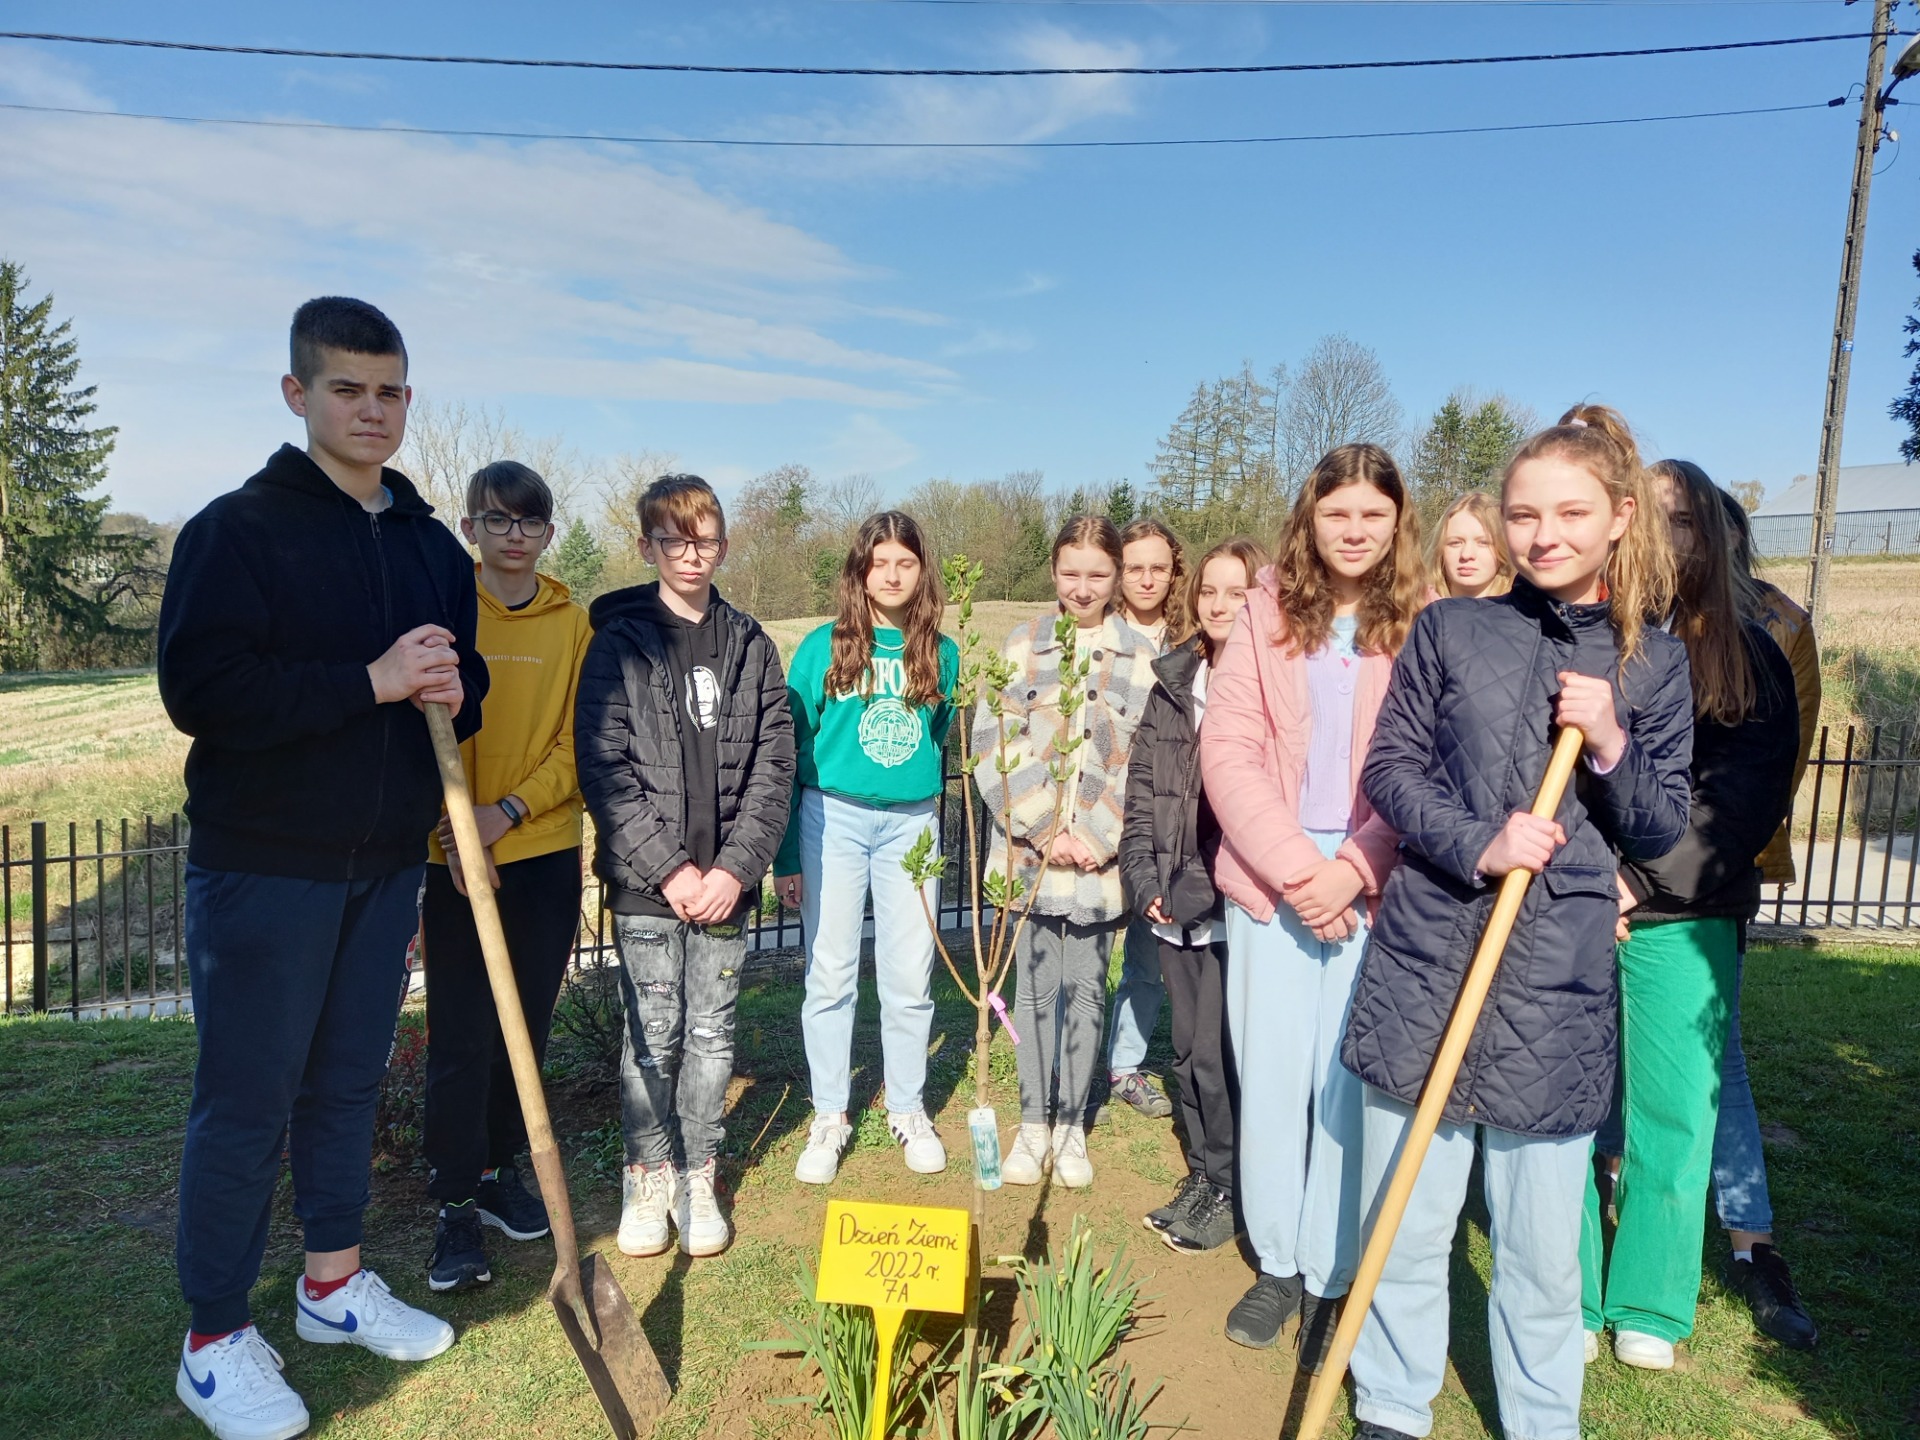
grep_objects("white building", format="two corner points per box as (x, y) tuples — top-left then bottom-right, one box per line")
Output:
(1749, 462), (1920, 557)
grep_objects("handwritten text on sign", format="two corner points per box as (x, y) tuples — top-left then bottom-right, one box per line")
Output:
(815, 1200), (970, 1314)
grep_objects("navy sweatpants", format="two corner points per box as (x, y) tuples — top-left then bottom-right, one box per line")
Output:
(175, 864), (422, 1335)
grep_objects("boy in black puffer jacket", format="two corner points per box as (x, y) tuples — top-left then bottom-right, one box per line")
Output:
(575, 474), (793, 1263)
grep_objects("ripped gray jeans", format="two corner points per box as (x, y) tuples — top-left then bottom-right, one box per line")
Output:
(613, 914), (746, 1168)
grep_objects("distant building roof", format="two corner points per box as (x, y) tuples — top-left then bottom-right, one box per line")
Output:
(1753, 462), (1920, 517)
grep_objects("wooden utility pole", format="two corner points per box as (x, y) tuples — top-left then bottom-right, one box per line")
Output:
(1805, 0), (1896, 623)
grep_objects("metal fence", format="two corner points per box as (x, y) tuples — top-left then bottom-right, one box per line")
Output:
(9, 724), (1920, 1018)
(1749, 508), (1920, 558)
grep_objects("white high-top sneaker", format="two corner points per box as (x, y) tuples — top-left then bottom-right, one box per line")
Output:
(293, 1269), (454, 1361)
(888, 1109), (948, 1174)
(677, 1158), (731, 1257)
(176, 1327), (309, 1440)
(1050, 1123), (1094, 1189)
(618, 1161), (679, 1257)
(1001, 1122), (1052, 1186)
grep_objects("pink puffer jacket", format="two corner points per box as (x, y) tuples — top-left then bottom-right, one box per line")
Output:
(1199, 571), (1401, 923)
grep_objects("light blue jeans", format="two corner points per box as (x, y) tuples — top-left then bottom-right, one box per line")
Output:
(1105, 918), (1163, 1076)
(1351, 1089), (1593, 1440)
(1223, 829), (1367, 1296)
(1712, 951), (1774, 1234)
(797, 789), (940, 1117)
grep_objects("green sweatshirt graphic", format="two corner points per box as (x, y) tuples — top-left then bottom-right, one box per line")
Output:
(773, 622), (959, 874)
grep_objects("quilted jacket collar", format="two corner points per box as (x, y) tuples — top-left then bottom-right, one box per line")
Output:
(1508, 574), (1614, 637)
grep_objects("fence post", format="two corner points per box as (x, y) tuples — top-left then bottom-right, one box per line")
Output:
(30, 821), (48, 1014)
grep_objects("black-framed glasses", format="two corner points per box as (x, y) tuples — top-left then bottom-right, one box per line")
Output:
(475, 512), (551, 539)
(649, 533), (723, 560)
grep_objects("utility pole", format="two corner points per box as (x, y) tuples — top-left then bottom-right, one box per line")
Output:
(1805, 0), (1897, 624)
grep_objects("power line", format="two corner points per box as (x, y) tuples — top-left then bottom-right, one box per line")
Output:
(0, 97), (1832, 149)
(0, 28), (1879, 78)
(840, 1), (1833, 6)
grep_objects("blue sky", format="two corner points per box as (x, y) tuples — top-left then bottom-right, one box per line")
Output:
(2, 1), (1917, 521)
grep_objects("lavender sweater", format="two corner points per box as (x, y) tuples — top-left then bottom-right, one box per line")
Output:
(1297, 614), (1361, 832)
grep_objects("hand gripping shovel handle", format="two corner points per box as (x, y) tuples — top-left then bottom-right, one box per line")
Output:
(425, 704), (592, 1335)
(1295, 724), (1586, 1440)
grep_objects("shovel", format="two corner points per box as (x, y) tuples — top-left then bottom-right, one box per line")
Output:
(1295, 724), (1586, 1440)
(426, 702), (671, 1439)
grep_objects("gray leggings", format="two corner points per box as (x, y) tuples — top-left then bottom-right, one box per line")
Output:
(1013, 915), (1116, 1126)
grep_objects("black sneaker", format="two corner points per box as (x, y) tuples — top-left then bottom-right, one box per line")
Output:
(1225, 1272), (1301, 1349)
(477, 1163), (550, 1242)
(1111, 1071), (1174, 1119)
(1164, 1187), (1237, 1254)
(1296, 1291), (1343, 1375)
(428, 1201), (492, 1292)
(1729, 1244), (1818, 1351)
(1144, 1172), (1207, 1233)
(1355, 1424), (1418, 1440)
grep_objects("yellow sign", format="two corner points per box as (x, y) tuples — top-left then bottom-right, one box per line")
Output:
(816, 1200), (972, 1440)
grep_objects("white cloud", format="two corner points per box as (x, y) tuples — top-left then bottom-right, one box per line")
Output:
(826, 414), (920, 476)
(0, 42), (109, 109)
(0, 76), (957, 513)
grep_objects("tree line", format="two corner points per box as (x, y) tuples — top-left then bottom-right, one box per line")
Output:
(6, 263), (1821, 672)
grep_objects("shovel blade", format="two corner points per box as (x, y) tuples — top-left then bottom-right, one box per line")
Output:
(550, 1251), (672, 1439)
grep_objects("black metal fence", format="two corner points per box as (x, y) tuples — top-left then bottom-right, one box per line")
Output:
(9, 723), (1919, 1018)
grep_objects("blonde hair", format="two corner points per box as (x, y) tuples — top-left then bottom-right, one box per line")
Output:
(1504, 404), (1675, 667)
(1270, 444), (1425, 659)
(1050, 514), (1125, 617)
(1120, 517), (1190, 640)
(1183, 535), (1269, 658)
(1427, 492), (1513, 598)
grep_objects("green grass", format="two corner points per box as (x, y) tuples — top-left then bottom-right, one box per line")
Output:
(1, 942), (1914, 1439)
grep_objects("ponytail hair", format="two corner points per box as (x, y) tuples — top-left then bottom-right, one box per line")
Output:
(1427, 491), (1514, 598)
(1119, 517), (1191, 641)
(824, 510), (947, 709)
(1270, 443), (1425, 659)
(1650, 460), (1758, 725)
(1504, 403), (1675, 667)
(1185, 535), (1269, 658)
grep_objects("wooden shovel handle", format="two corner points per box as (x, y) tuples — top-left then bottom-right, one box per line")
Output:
(1295, 724), (1587, 1440)
(425, 704), (588, 1321)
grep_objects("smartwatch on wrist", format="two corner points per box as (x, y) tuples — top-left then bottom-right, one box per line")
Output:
(500, 796), (527, 828)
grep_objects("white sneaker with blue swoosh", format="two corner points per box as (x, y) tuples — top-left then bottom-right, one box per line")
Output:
(175, 1327), (309, 1440)
(293, 1269), (454, 1361)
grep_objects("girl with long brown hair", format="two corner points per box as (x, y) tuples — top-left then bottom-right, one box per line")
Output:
(1579, 459), (1800, 1372)
(977, 515), (1157, 1192)
(774, 511), (959, 1185)
(1339, 404), (1693, 1440)
(1199, 444), (1425, 1364)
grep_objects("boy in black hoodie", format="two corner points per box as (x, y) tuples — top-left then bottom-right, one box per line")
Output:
(158, 298), (487, 1440)
(575, 474), (793, 1262)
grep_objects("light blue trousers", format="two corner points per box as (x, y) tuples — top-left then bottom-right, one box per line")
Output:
(1351, 1089), (1593, 1440)
(1222, 829), (1367, 1296)
(1106, 917), (1163, 1076)
(796, 789), (940, 1117)
(1712, 951), (1774, 1233)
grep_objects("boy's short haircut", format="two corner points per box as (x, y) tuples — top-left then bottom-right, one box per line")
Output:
(290, 297), (408, 385)
(467, 460), (554, 522)
(638, 473), (726, 539)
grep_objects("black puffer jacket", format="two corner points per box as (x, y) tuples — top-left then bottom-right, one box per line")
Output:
(1342, 580), (1694, 1137)
(1118, 638), (1221, 927)
(575, 584), (794, 916)
(1621, 621), (1798, 921)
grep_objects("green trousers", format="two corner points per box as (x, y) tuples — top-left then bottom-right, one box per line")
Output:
(1580, 916), (1738, 1342)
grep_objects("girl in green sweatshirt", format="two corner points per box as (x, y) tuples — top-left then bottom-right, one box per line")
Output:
(774, 512), (959, 1184)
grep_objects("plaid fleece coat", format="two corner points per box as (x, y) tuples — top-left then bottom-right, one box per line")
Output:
(974, 610), (1155, 926)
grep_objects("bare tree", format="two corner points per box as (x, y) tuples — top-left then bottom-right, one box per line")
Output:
(817, 472), (885, 535)
(1275, 335), (1404, 487)
(399, 398), (587, 531)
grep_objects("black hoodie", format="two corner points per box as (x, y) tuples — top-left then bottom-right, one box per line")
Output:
(575, 582), (793, 918)
(157, 444), (487, 880)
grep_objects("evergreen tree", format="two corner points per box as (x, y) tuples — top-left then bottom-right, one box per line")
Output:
(1104, 478), (1137, 528)
(1409, 392), (1528, 524)
(1894, 248), (1920, 463)
(544, 516), (606, 599)
(0, 262), (148, 670)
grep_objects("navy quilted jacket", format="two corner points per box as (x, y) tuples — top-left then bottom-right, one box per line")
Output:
(1341, 579), (1694, 1137)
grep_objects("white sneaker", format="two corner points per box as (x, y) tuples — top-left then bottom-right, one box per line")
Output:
(1002, 1123), (1051, 1186)
(889, 1109), (948, 1174)
(1584, 1329), (1600, 1364)
(176, 1328), (309, 1440)
(293, 1269), (454, 1361)
(1050, 1123), (1094, 1189)
(794, 1112), (854, 1185)
(618, 1161), (679, 1257)
(1613, 1329), (1675, 1371)
(677, 1158), (731, 1257)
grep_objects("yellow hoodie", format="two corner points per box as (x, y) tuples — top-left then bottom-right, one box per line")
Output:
(429, 568), (594, 868)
